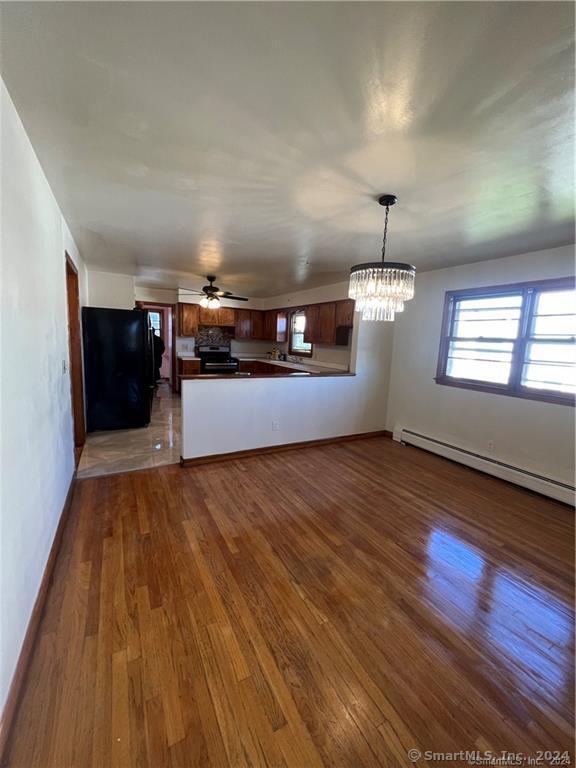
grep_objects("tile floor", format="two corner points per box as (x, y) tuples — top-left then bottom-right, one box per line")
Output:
(77, 382), (181, 478)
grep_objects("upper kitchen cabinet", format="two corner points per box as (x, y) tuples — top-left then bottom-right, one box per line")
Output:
(217, 307), (236, 326)
(303, 300), (355, 346)
(250, 310), (265, 340)
(178, 303), (200, 337)
(304, 302), (336, 345)
(235, 309), (252, 339)
(198, 306), (236, 326)
(263, 310), (288, 342)
(335, 299), (355, 328)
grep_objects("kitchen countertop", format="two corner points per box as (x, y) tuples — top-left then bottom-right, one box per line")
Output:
(180, 371), (355, 380)
(177, 355), (348, 375)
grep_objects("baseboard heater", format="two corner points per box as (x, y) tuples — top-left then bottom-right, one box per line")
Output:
(393, 428), (574, 506)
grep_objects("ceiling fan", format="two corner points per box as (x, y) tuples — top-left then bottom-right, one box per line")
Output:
(180, 275), (249, 309)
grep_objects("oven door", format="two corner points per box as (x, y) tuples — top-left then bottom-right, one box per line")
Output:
(202, 361), (239, 374)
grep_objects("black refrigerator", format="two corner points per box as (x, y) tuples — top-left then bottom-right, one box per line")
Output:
(82, 307), (154, 431)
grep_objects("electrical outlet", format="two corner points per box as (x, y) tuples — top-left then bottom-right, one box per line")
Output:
(272, 420), (280, 431)
(487, 440), (494, 452)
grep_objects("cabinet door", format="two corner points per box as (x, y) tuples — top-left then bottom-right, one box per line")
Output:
(199, 305), (219, 325)
(303, 305), (319, 344)
(335, 299), (355, 327)
(316, 303), (336, 345)
(235, 309), (252, 339)
(276, 311), (288, 343)
(181, 360), (200, 375)
(250, 311), (264, 340)
(217, 307), (236, 326)
(179, 303), (199, 337)
(263, 311), (277, 341)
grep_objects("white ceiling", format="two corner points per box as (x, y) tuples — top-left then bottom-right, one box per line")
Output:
(1, 2), (574, 297)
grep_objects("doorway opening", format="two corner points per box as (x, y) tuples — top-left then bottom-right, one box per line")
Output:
(65, 253), (86, 465)
(135, 302), (176, 387)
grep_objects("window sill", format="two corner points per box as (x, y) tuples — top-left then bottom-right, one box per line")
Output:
(434, 376), (574, 407)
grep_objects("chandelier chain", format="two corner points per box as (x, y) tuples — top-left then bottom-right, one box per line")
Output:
(381, 204), (390, 262)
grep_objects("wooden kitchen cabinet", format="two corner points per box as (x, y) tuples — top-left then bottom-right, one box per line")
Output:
(217, 307), (236, 326)
(175, 357), (201, 393)
(178, 303), (200, 337)
(199, 305), (218, 325)
(180, 359), (200, 375)
(304, 303), (335, 345)
(335, 299), (355, 328)
(250, 311), (264, 340)
(198, 305), (236, 326)
(235, 309), (252, 339)
(263, 311), (276, 341)
(304, 300), (354, 346)
(303, 305), (320, 344)
(263, 310), (288, 342)
(276, 311), (288, 343)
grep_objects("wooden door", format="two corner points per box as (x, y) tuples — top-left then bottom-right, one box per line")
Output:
(235, 309), (252, 339)
(179, 303), (199, 336)
(65, 253), (85, 462)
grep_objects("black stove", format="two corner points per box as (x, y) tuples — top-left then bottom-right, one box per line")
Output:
(197, 344), (239, 374)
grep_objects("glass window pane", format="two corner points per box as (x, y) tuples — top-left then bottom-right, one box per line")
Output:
(446, 357), (511, 384)
(522, 363), (575, 393)
(458, 295), (523, 310)
(294, 313), (306, 333)
(453, 296), (521, 339)
(532, 314), (576, 338)
(525, 342), (576, 365)
(449, 340), (513, 362)
(535, 289), (575, 316)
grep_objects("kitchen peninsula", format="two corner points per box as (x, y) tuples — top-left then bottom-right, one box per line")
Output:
(175, 296), (356, 389)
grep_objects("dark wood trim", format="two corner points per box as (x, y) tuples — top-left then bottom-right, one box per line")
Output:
(180, 430), (390, 467)
(434, 375), (575, 406)
(440, 276), (574, 300)
(435, 276), (575, 407)
(0, 479), (77, 762)
(170, 304), (177, 392)
(64, 252), (86, 456)
(136, 301), (177, 386)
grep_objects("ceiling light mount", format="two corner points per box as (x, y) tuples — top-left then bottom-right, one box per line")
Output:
(348, 193), (415, 322)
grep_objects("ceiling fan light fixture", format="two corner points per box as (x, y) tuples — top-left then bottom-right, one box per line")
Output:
(348, 195), (415, 322)
(200, 293), (221, 309)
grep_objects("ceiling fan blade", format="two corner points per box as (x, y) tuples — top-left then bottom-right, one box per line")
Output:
(179, 288), (205, 295)
(218, 294), (249, 302)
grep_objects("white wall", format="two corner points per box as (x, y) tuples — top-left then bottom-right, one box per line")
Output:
(386, 244), (575, 486)
(182, 316), (393, 458)
(0, 80), (86, 714)
(87, 270), (135, 309)
(135, 286), (178, 304)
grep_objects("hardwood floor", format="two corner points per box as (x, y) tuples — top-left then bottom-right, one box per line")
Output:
(4, 437), (574, 767)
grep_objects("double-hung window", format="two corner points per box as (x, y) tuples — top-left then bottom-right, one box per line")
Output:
(289, 310), (312, 356)
(435, 277), (575, 405)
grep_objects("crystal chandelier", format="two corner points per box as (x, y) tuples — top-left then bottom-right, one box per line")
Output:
(349, 194), (415, 321)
